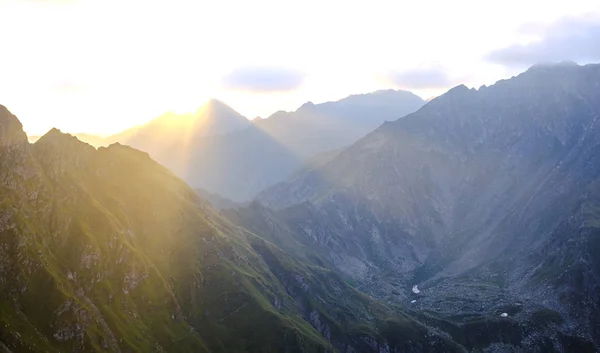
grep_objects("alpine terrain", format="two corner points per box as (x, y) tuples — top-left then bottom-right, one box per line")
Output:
(1, 105), (461, 352)
(247, 62), (600, 351)
(2, 62), (600, 352)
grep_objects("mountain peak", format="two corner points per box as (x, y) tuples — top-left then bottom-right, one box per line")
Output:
(45, 127), (63, 136)
(37, 127), (75, 143)
(102, 142), (154, 163)
(0, 104), (28, 148)
(371, 88), (414, 97)
(196, 98), (245, 119)
(441, 84), (473, 98)
(528, 61), (580, 71)
(129, 99), (250, 138)
(298, 101), (316, 111)
(448, 83), (470, 92)
(336, 89), (424, 106)
(35, 127), (95, 151)
(191, 99), (250, 133)
(204, 97), (227, 105)
(517, 61), (584, 81)
(200, 98), (229, 111)
(31, 127), (96, 176)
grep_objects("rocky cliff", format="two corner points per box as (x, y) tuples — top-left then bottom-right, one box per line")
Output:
(250, 63), (600, 351)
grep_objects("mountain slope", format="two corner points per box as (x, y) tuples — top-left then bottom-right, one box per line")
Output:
(106, 99), (251, 176)
(253, 89), (425, 158)
(0, 105), (462, 353)
(119, 98), (251, 142)
(180, 90), (424, 201)
(96, 90), (423, 202)
(252, 62), (600, 351)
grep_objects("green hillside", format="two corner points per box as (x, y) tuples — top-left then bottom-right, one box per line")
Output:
(0, 105), (460, 352)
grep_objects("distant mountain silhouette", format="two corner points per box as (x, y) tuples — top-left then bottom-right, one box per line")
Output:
(105, 99), (251, 176)
(28, 99), (251, 150)
(120, 98), (251, 142)
(101, 90), (424, 201)
(39, 91), (422, 201)
(253, 89), (425, 158)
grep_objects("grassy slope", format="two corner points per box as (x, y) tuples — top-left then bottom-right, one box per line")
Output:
(1, 117), (463, 352)
(0, 128), (332, 352)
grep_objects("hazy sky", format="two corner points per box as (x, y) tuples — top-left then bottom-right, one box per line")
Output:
(1, 0), (599, 135)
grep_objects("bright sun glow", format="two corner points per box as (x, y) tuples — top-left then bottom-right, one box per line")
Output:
(0, 0), (598, 136)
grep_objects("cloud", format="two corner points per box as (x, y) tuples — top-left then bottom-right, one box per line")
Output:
(487, 15), (600, 67)
(389, 66), (455, 89)
(223, 66), (304, 93)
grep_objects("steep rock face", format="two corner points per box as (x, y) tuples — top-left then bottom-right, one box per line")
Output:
(0, 106), (462, 352)
(252, 63), (600, 351)
(0, 106), (28, 149)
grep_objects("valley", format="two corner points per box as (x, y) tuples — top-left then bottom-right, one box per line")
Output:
(2, 63), (600, 352)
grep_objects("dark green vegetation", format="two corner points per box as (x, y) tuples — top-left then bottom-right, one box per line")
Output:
(0, 105), (461, 352)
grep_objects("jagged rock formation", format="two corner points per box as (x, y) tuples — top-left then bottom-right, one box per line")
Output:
(248, 63), (600, 351)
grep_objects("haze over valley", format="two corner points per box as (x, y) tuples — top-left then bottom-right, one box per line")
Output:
(2, 1), (600, 352)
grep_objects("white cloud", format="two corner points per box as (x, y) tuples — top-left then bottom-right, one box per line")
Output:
(487, 15), (600, 67)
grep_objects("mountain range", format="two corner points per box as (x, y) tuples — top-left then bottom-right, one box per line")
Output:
(1, 105), (460, 352)
(247, 62), (600, 350)
(2, 62), (600, 352)
(43, 90), (425, 202)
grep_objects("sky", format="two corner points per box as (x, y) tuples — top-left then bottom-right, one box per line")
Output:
(0, 0), (599, 136)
